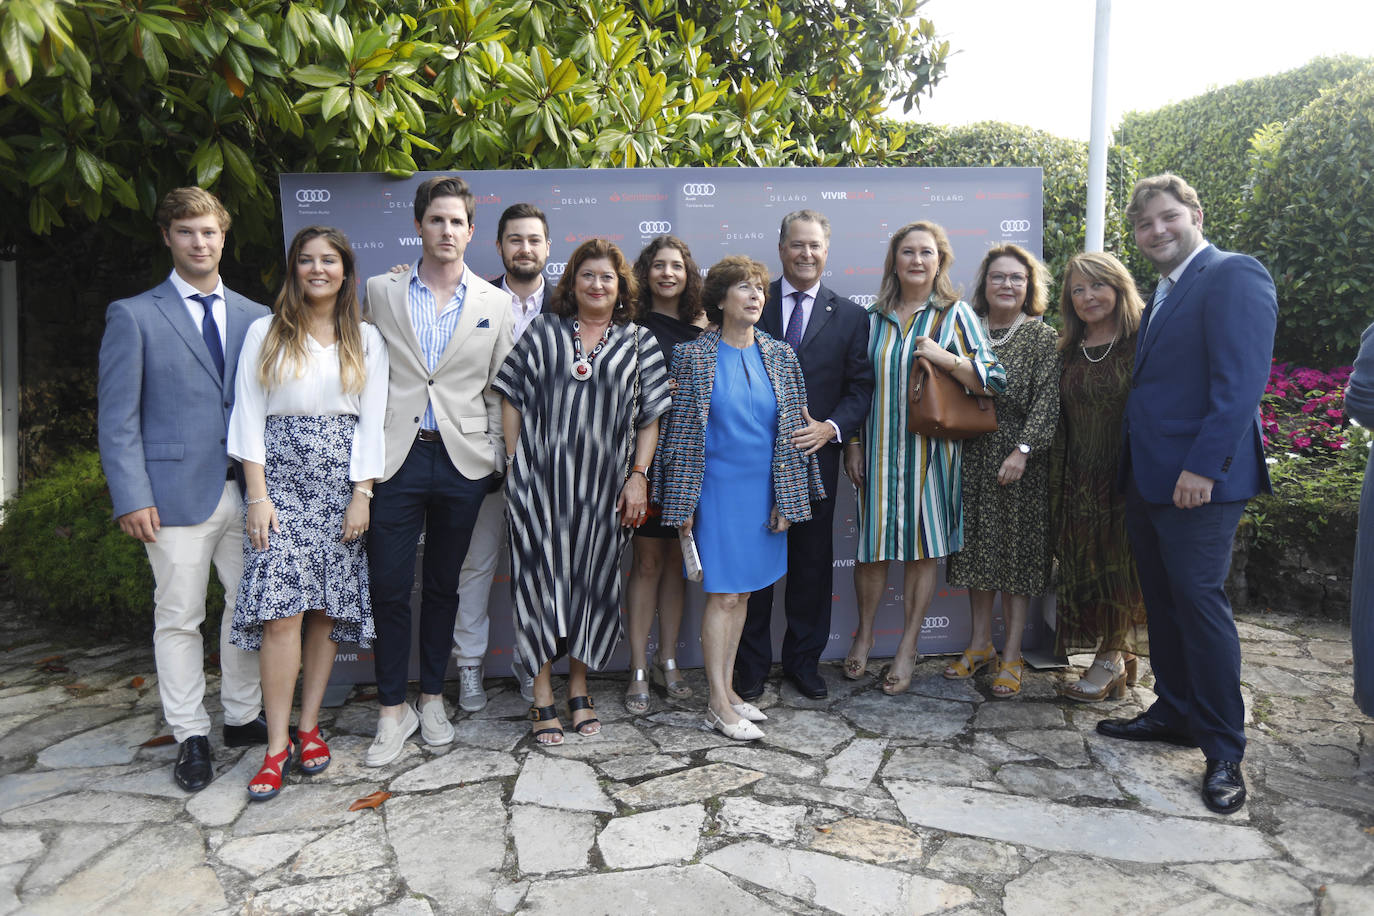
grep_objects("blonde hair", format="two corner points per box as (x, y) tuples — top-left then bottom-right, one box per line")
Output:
(875, 222), (959, 314)
(258, 226), (366, 394)
(1056, 251), (1145, 353)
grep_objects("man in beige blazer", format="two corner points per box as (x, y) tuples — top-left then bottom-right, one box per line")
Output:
(362, 175), (515, 766)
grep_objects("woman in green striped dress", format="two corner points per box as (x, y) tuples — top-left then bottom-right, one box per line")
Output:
(842, 222), (1006, 696)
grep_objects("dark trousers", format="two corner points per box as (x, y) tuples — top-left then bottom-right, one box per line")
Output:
(1124, 478), (1248, 762)
(369, 440), (488, 706)
(737, 445), (840, 685)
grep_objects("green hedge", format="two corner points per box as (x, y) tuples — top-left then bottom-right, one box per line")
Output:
(1119, 55), (1370, 254)
(0, 450), (225, 636)
(1237, 66), (1374, 364)
(886, 119), (1139, 316)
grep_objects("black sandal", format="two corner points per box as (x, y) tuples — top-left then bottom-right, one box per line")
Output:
(568, 695), (601, 736)
(528, 704), (564, 746)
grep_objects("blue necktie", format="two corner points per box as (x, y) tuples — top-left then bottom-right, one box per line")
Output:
(191, 293), (225, 379)
(1147, 277), (1172, 328)
(784, 291), (806, 351)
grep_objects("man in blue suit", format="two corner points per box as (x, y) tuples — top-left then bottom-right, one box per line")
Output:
(736, 209), (874, 700)
(98, 187), (271, 791)
(1098, 174), (1277, 815)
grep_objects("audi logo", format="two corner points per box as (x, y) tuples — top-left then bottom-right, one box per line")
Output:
(920, 616), (951, 629)
(852, 295), (877, 307)
(682, 183), (716, 197)
(1000, 219), (1031, 232)
(295, 189), (331, 203)
(546, 262), (566, 277)
(639, 220), (672, 234)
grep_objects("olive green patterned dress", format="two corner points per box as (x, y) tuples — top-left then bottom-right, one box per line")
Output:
(947, 319), (1059, 596)
(1049, 335), (1147, 655)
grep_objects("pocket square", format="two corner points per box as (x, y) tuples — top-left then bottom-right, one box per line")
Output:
(476, 317), (490, 328)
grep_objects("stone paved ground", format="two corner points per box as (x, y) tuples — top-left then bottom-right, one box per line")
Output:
(1, 602), (1372, 915)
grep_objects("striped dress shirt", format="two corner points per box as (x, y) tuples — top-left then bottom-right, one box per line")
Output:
(407, 261), (468, 431)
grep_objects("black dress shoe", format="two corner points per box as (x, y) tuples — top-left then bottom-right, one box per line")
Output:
(1202, 759), (1246, 814)
(174, 735), (213, 792)
(783, 668), (828, 700)
(224, 713), (297, 748)
(735, 676), (766, 702)
(1096, 712), (1198, 747)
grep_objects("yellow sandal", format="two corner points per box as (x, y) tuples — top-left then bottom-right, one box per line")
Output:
(991, 658), (1025, 698)
(943, 644), (998, 680)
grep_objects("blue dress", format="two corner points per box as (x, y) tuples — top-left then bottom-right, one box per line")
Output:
(695, 340), (787, 593)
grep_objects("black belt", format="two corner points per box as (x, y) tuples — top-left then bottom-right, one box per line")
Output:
(417, 429), (442, 442)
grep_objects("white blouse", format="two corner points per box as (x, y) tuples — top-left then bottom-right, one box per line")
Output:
(228, 316), (389, 481)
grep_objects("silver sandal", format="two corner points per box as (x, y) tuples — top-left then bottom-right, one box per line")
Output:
(624, 668), (651, 715)
(651, 655), (694, 700)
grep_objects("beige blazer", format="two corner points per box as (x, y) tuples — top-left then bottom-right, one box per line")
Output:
(363, 266), (515, 483)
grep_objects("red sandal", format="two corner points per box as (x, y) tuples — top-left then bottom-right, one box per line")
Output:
(247, 743), (294, 802)
(297, 725), (331, 775)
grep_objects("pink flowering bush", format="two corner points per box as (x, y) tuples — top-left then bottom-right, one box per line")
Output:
(1262, 362), (1355, 458)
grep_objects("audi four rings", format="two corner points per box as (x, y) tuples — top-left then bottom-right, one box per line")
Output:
(546, 262), (566, 277)
(295, 189), (330, 203)
(921, 616), (951, 628)
(681, 183), (716, 196)
(1000, 219), (1031, 232)
(639, 220), (673, 234)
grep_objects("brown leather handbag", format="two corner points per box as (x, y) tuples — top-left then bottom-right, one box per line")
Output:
(906, 308), (998, 440)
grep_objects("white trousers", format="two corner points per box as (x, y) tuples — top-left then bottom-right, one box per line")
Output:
(143, 481), (262, 741)
(452, 488), (505, 668)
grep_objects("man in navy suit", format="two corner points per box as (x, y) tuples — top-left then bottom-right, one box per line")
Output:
(452, 202), (552, 709)
(736, 209), (874, 699)
(1098, 174), (1277, 815)
(98, 187), (271, 791)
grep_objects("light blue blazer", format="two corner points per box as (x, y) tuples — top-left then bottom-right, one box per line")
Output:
(98, 279), (269, 526)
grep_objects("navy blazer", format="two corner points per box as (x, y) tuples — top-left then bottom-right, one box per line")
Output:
(98, 279), (269, 525)
(652, 329), (824, 528)
(761, 280), (874, 445)
(1121, 245), (1277, 504)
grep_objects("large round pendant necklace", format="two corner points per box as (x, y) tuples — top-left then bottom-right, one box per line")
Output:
(984, 311), (1026, 347)
(571, 319), (611, 381)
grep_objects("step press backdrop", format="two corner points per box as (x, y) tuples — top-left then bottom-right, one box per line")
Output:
(278, 166), (1051, 689)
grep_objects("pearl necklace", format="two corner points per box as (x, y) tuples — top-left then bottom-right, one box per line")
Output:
(1080, 336), (1118, 364)
(983, 311), (1027, 347)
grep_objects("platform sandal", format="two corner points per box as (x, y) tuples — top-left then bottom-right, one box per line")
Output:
(296, 724), (331, 775)
(943, 644), (999, 680)
(247, 743), (294, 802)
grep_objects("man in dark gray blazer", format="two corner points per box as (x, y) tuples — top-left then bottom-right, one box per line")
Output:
(736, 209), (874, 699)
(98, 187), (271, 792)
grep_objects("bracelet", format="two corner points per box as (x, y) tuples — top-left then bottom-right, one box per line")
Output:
(505, 454), (516, 466)
(631, 464), (649, 476)
(245, 496), (269, 506)
(354, 485), (373, 499)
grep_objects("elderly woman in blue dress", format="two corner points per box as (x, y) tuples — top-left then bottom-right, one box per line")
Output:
(652, 255), (823, 741)
(228, 226), (387, 800)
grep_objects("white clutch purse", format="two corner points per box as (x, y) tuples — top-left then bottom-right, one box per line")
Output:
(679, 529), (703, 583)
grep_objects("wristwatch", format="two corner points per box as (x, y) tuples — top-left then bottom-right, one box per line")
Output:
(1017, 443), (1031, 455)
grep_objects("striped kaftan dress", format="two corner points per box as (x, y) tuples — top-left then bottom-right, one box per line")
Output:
(856, 298), (1005, 562)
(493, 314), (671, 671)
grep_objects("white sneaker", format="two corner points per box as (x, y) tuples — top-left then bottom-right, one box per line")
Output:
(457, 666), (487, 712)
(418, 697), (455, 746)
(365, 704), (419, 767)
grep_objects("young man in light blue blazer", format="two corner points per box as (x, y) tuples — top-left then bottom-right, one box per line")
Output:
(98, 188), (271, 792)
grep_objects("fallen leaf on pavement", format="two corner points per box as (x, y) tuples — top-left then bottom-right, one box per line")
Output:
(349, 791), (391, 811)
(141, 735), (176, 747)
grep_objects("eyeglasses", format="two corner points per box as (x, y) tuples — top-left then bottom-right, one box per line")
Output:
(988, 273), (1028, 288)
